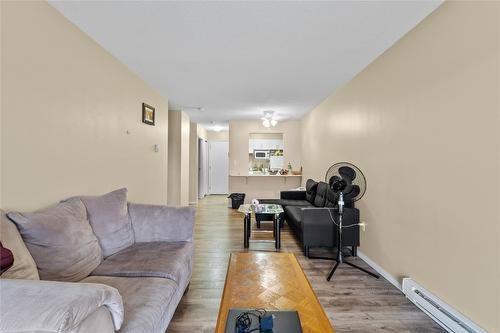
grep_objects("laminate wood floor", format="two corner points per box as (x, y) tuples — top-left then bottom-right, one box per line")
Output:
(166, 195), (444, 333)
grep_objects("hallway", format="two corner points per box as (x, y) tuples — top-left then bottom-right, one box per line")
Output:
(167, 195), (443, 333)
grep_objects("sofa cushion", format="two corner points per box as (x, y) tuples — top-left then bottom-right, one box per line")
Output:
(81, 276), (178, 333)
(278, 199), (313, 207)
(7, 198), (102, 282)
(79, 188), (134, 257)
(91, 241), (193, 284)
(128, 204), (195, 243)
(0, 211), (39, 280)
(285, 206), (304, 230)
(305, 179), (318, 204)
(314, 182), (328, 207)
(325, 187), (338, 208)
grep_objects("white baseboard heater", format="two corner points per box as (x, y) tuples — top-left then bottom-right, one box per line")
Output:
(402, 278), (486, 333)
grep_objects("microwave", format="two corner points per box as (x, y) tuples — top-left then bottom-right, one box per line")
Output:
(254, 150), (269, 159)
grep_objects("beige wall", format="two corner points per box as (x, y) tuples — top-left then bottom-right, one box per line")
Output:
(189, 122), (199, 204)
(301, 2), (499, 331)
(229, 120), (301, 176)
(0, 1), (168, 211)
(197, 125), (208, 141)
(207, 130), (229, 141)
(167, 111), (190, 206)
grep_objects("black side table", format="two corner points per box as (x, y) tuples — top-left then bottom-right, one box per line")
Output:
(238, 204), (284, 249)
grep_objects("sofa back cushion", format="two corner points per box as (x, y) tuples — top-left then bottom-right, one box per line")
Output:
(325, 187), (338, 208)
(7, 198), (102, 282)
(0, 211), (39, 280)
(305, 179), (319, 204)
(314, 182), (328, 207)
(79, 188), (134, 257)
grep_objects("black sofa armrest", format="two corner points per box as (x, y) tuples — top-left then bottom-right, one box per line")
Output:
(280, 190), (307, 201)
(302, 207), (359, 248)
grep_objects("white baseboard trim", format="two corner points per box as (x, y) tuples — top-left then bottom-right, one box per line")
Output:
(357, 250), (402, 291)
(357, 251), (487, 333)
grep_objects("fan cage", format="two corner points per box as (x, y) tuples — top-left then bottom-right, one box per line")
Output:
(324, 162), (366, 203)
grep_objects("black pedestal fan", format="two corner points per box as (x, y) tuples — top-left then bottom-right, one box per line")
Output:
(324, 162), (379, 281)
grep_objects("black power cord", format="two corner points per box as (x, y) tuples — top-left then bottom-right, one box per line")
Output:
(235, 309), (267, 333)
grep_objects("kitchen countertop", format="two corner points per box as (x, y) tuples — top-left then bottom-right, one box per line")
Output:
(229, 174), (302, 177)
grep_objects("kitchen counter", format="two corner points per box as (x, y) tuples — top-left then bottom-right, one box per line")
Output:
(230, 174), (302, 177)
(229, 174), (302, 202)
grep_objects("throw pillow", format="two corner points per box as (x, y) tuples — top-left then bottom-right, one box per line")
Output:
(325, 186), (338, 208)
(7, 198), (102, 282)
(305, 179), (319, 204)
(0, 211), (39, 280)
(314, 182), (328, 207)
(0, 242), (14, 274)
(79, 188), (134, 257)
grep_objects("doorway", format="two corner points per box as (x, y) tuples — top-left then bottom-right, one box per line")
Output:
(208, 140), (229, 194)
(198, 138), (208, 199)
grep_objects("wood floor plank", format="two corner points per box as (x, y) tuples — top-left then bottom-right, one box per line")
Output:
(166, 195), (444, 333)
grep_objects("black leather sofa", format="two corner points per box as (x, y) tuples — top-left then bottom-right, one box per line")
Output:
(259, 179), (360, 257)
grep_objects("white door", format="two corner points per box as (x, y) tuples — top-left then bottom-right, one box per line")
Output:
(198, 139), (208, 199)
(208, 141), (229, 194)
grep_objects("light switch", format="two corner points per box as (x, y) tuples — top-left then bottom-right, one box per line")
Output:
(154, 144), (159, 153)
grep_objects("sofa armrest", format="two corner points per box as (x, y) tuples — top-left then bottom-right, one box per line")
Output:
(280, 190), (307, 201)
(302, 207), (359, 247)
(128, 203), (195, 243)
(0, 279), (123, 333)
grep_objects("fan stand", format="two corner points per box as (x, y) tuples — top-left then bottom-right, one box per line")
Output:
(327, 193), (380, 281)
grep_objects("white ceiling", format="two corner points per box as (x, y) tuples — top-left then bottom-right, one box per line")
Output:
(50, 1), (441, 131)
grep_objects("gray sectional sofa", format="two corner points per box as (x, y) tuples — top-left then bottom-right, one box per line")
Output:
(0, 188), (195, 333)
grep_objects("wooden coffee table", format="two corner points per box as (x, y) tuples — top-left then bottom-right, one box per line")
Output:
(215, 252), (335, 333)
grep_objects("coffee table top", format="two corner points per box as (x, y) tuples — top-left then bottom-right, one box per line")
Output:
(215, 252), (335, 333)
(238, 203), (284, 215)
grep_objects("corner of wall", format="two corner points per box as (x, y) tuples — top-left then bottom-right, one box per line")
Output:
(167, 110), (191, 206)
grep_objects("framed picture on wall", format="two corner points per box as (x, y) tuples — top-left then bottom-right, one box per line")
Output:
(142, 103), (155, 126)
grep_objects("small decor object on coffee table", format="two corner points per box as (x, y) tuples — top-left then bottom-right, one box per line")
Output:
(142, 103), (155, 126)
(225, 308), (303, 333)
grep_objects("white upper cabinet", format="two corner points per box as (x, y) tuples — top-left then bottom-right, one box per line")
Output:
(249, 139), (283, 152)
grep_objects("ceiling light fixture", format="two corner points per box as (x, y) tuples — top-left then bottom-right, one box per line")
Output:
(261, 110), (278, 128)
(210, 121), (223, 132)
